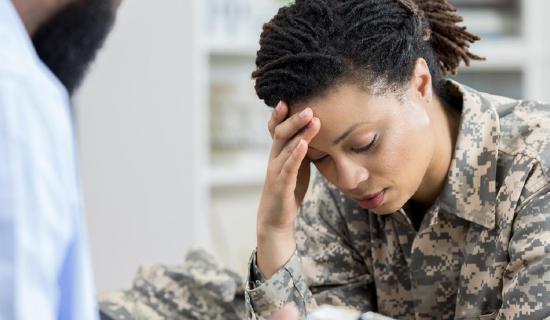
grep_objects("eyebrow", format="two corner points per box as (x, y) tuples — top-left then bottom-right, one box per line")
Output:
(333, 122), (368, 145)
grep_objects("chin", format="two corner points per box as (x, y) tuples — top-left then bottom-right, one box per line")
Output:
(370, 194), (406, 215)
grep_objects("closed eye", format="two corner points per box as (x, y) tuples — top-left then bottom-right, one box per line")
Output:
(352, 134), (378, 153)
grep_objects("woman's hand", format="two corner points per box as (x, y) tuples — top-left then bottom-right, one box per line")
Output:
(271, 304), (299, 320)
(256, 101), (321, 278)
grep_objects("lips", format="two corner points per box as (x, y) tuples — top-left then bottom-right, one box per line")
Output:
(359, 192), (381, 200)
(354, 189), (386, 210)
(354, 189), (382, 201)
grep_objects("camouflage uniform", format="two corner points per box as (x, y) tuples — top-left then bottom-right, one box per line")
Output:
(245, 80), (550, 320)
(99, 250), (246, 320)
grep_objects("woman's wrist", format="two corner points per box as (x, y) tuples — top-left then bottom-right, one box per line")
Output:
(256, 227), (296, 279)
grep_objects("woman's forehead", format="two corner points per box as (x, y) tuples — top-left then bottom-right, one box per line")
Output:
(288, 84), (394, 123)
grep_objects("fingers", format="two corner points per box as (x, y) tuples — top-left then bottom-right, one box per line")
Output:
(271, 107), (315, 158)
(266, 100), (321, 195)
(275, 117), (320, 163)
(268, 101), (288, 137)
(277, 134), (303, 164)
(300, 116), (321, 144)
(280, 139), (308, 189)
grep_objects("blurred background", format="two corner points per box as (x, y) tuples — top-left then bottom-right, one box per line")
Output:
(74, 0), (550, 293)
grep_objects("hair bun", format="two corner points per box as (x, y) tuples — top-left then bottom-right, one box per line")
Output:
(398, 0), (485, 75)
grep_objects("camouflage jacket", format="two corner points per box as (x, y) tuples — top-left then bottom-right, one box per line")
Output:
(99, 250), (246, 320)
(245, 81), (550, 320)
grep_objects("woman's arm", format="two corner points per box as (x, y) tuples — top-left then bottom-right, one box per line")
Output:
(499, 187), (550, 319)
(245, 174), (376, 320)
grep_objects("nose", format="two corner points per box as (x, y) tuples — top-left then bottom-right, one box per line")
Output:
(334, 158), (369, 191)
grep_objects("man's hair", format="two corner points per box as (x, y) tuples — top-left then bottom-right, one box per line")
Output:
(252, 0), (483, 107)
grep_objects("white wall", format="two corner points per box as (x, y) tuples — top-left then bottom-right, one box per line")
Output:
(74, 1), (199, 292)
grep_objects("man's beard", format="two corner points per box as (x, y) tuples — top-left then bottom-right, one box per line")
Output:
(32, 0), (116, 96)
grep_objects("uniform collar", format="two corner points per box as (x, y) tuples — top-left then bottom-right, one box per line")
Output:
(437, 80), (500, 229)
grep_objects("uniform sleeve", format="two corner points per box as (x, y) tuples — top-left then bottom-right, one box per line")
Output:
(498, 188), (550, 319)
(245, 173), (376, 320)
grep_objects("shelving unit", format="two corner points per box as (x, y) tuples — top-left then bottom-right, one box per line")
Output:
(194, 0), (550, 274)
(452, 0), (548, 100)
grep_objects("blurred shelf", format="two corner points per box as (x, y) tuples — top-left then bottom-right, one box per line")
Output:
(464, 38), (532, 70)
(201, 38), (258, 57)
(207, 150), (268, 188)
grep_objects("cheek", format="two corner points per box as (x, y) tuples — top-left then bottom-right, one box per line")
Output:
(373, 107), (432, 178)
(378, 126), (434, 189)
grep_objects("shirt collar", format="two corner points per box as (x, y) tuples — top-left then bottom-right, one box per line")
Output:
(0, 0), (38, 63)
(437, 80), (500, 229)
(0, 0), (68, 95)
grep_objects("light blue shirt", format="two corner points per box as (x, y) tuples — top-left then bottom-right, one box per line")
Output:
(0, 0), (98, 319)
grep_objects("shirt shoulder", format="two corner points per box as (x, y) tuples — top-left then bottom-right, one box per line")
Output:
(484, 92), (550, 207)
(495, 97), (550, 162)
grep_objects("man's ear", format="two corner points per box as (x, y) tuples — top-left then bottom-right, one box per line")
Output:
(410, 58), (433, 104)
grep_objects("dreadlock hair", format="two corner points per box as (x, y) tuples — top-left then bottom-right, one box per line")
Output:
(252, 0), (484, 108)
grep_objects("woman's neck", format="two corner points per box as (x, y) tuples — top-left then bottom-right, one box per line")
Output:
(412, 94), (461, 207)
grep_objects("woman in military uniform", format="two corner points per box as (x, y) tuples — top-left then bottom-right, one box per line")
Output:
(246, 0), (550, 319)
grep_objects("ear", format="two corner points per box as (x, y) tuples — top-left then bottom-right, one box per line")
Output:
(410, 58), (433, 104)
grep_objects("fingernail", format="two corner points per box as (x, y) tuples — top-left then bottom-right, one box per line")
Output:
(308, 117), (318, 127)
(299, 108), (310, 118)
(276, 101), (282, 112)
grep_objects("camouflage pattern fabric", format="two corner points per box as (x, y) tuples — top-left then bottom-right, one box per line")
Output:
(245, 80), (550, 320)
(99, 250), (246, 320)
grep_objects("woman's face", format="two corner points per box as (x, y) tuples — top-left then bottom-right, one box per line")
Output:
(292, 82), (436, 214)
